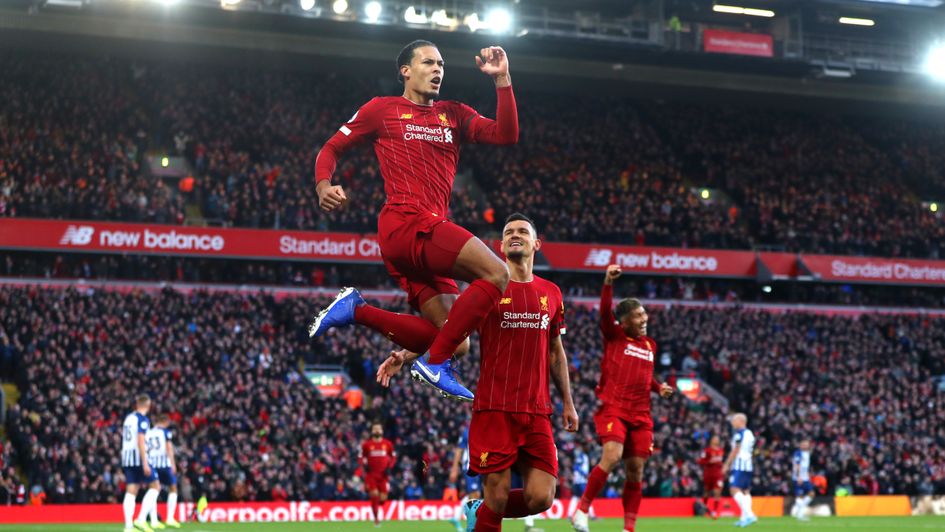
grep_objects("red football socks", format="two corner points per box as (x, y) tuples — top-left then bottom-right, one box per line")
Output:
(622, 481), (642, 532)
(475, 501), (504, 532)
(353, 304), (439, 354)
(578, 465), (609, 513)
(502, 489), (530, 518)
(370, 495), (380, 522)
(427, 279), (502, 365)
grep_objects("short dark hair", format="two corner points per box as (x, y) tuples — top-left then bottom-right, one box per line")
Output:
(504, 212), (538, 236)
(155, 413), (169, 424)
(615, 297), (643, 322)
(397, 40), (437, 83)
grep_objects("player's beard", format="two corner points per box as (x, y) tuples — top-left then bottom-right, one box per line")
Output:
(506, 249), (526, 260)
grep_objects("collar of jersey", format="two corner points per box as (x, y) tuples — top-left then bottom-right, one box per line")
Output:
(401, 96), (435, 107)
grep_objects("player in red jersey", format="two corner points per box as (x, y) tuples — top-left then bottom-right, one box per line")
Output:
(698, 435), (725, 519)
(361, 422), (396, 527)
(309, 40), (520, 402)
(571, 265), (674, 532)
(376, 213), (579, 532)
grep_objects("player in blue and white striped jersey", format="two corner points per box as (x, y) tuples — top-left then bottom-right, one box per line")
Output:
(790, 438), (814, 521)
(121, 394), (161, 532)
(449, 425), (482, 532)
(723, 413), (757, 528)
(145, 414), (180, 529)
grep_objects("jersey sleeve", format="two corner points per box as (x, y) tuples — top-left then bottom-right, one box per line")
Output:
(599, 284), (624, 341)
(315, 98), (382, 183)
(457, 86), (518, 145)
(552, 285), (566, 338)
(138, 415), (150, 434)
(733, 431), (744, 445)
(792, 451), (801, 464)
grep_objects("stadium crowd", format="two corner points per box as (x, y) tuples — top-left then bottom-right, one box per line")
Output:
(2, 285), (943, 506)
(2, 53), (945, 258)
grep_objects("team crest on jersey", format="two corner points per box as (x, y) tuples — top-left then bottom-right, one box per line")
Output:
(438, 113), (449, 126)
(500, 297), (512, 305)
(400, 113), (413, 119)
(480, 452), (489, 468)
(539, 296), (549, 311)
(606, 422), (614, 432)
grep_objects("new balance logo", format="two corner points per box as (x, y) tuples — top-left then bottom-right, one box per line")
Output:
(584, 248), (612, 267)
(59, 225), (95, 246)
(500, 297), (512, 305)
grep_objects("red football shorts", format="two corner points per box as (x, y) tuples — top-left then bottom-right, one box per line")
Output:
(377, 206), (473, 310)
(593, 404), (654, 459)
(364, 473), (389, 494)
(703, 474), (724, 492)
(467, 411), (558, 478)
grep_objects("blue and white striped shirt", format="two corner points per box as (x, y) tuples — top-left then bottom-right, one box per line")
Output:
(121, 412), (150, 467)
(731, 428), (755, 472)
(573, 449), (590, 485)
(793, 449), (811, 482)
(146, 427), (173, 469)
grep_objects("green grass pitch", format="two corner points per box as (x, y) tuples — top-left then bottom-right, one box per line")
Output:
(2, 516), (944, 532)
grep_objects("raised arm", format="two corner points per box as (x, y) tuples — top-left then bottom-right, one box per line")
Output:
(600, 265), (624, 340)
(462, 47), (518, 145)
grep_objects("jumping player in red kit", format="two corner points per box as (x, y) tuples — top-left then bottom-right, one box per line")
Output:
(698, 435), (725, 519)
(361, 422), (396, 527)
(309, 40), (519, 402)
(375, 213), (579, 531)
(571, 265), (674, 532)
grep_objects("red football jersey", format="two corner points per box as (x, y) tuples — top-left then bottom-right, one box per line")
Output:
(699, 446), (725, 477)
(360, 438), (395, 476)
(474, 276), (566, 414)
(315, 87), (517, 216)
(596, 284), (660, 414)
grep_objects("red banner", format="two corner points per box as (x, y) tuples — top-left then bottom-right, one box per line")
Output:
(0, 498), (709, 523)
(0, 218), (383, 262)
(539, 241), (758, 278)
(6, 218), (945, 287)
(703, 29), (774, 58)
(802, 255), (945, 286)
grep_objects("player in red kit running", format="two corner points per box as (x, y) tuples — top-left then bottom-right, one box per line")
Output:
(310, 40), (519, 402)
(361, 422), (396, 527)
(571, 265), (674, 532)
(376, 213), (579, 532)
(698, 435), (724, 519)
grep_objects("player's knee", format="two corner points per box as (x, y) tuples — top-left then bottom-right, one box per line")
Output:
(486, 491), (509, 512)
(600, 451), (621, 471)
(525, 490), (555, 513)
(626, 460), (645, 481)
